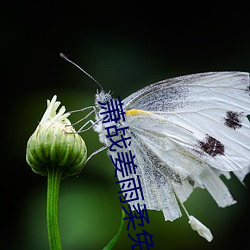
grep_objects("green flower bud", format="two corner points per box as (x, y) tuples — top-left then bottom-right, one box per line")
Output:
(26, 95), (87, 178)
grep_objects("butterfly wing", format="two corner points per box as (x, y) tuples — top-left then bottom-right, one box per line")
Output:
(120, 72), (250, 221)
(123, 112), (237, 221)
(123, 72), (250, 173)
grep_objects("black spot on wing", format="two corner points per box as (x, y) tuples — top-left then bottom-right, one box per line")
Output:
(224, 111), (243, 130)
(186, 177), (195, 186)
(199, 135), (225, 157)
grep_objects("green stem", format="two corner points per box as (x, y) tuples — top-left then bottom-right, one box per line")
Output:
(47, 165), (63, 250)
(103, 209), (125, 250)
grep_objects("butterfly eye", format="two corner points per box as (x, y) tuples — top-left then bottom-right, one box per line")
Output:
(102, 94), (111, 103)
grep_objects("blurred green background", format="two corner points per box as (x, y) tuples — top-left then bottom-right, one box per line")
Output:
(2, 2), (250, 250)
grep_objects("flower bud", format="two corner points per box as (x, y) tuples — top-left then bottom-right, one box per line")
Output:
(26, 95), (87, 178)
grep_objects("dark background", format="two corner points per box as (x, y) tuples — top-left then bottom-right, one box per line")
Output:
(2, 2), (250, 250)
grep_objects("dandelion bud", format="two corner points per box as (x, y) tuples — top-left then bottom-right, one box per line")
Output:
(26, 95), (87, 178)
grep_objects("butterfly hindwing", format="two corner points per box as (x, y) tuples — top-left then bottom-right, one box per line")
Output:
(125, 113), (236, 217)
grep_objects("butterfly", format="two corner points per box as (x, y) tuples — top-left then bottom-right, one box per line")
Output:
(60, 55), (250, 241)
(91, 71), (250, 241)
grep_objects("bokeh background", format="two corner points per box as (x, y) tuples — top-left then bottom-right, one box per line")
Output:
(2, 2), (250, 250)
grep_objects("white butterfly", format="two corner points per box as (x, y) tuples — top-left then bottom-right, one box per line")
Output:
(60, 53), (249, 241)
(91, 72), (250, 242)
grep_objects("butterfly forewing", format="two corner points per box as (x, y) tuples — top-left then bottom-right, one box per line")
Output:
(123, 72), (250, 172)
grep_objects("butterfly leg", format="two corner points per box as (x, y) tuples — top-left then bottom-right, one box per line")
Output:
(77, 145), (107, 176)
(68, 106), (99, 132)
(70, 106), (96, 125)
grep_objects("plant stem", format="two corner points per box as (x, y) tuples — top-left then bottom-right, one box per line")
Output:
(103, 209), (125, 250)
(47, 165), (63, 250)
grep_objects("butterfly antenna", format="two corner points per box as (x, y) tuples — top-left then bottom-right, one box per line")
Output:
(60, 53), (104, 91)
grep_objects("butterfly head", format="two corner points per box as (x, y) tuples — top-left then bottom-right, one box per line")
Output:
(95, 90), (112, 108)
